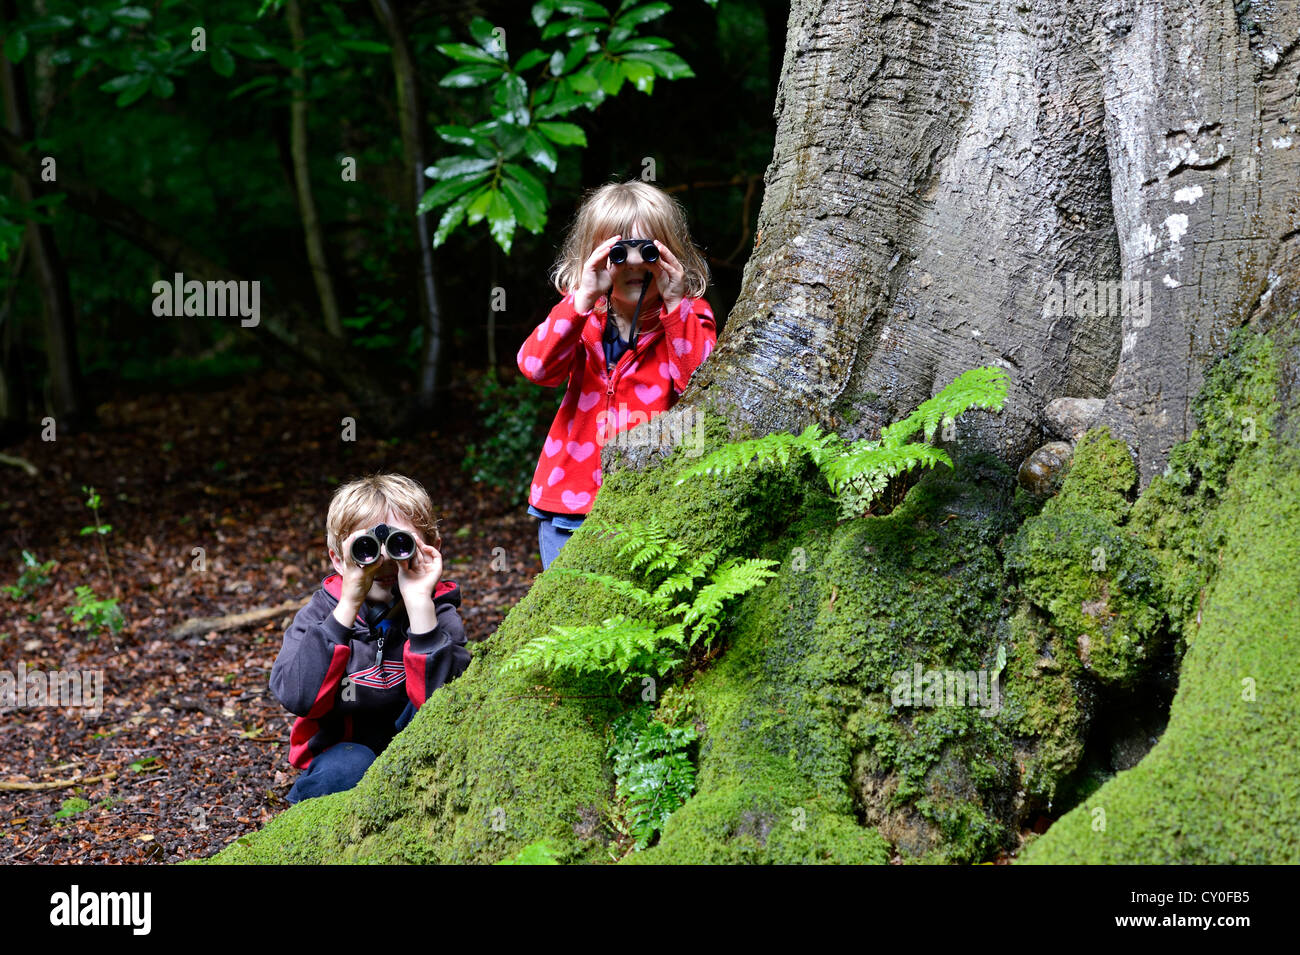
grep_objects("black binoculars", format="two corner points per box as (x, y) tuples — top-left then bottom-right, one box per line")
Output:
(608, 238), (659, 264)
(350, 523), (416, 566)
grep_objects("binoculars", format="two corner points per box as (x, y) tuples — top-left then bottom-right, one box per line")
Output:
(350, 523), (416, 566)
(608, 238), (659, 264)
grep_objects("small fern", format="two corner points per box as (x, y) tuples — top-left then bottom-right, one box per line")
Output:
(675, 365), (1009, 518)
(608, 704), (698, 850)
(502, 516), (778, 684)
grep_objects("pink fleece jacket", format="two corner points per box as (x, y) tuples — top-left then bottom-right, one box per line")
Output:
(516, 289), (717, 514)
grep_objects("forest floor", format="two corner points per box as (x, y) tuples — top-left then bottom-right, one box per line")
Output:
(0, 368), (543, 863)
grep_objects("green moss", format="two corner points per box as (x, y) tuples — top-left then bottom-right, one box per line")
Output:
(1005, 429), (1164, 688)
(209, 408), (814, 865)
(1023, 325), (1300, 863)
(196, 789), (354, 864)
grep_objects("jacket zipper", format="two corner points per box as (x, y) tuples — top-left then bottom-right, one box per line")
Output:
(603, 328), (661, 430)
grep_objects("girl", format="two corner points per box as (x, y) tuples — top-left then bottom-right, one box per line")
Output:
(517, 180), (717, 569)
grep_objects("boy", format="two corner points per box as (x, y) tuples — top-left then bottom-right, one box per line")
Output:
(270, 473), (471, 803)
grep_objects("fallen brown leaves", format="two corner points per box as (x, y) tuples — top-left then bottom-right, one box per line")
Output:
(0, 368), (543, 863)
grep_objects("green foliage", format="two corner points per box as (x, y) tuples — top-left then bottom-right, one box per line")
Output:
(608, 703), (698, 850)
(53, 797), (91, 821)
(2, 551), (56, 601)
(495, 839), (563, 864)
(79, 485), (112, 537)
(675, 366), (1010, 519)
(502, 515), (778, 685)
(419, 2), (697, 253)
(65, 585), (124, 636)
(461, 371), (564, 503)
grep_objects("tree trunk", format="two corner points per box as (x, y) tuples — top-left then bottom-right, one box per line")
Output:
(1, 0), (89, 432)
(208, 0), (1300, 865)
(287, 0), (345, 339)
(371, 0), (444, 417)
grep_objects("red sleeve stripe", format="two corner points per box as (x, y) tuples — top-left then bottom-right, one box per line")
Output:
(304, 643), (352, 719)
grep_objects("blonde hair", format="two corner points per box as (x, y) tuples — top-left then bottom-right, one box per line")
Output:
(326, 473), (442, 560)
(550, 180), (710, 300)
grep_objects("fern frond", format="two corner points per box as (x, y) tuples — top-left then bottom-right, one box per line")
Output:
(881, 366), (1009, 448)
(652, 548), (722, 604)
(604, 516), (690, 578)
(818, 441), (953, 497)
(503, 615), (668, 677)
(681, 558), (780, 640)
(673, 423), (830, 486)
(548, 567), (671, 613)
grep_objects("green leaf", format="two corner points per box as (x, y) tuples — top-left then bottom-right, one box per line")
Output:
(592, 57), (625, 96)
(425, 155), (497, 180)
(502, 172), (548, 233)
(523, 128), (558, 172)
(436, 42), (501, 65)
(439, 63), (506, 88)
(417, 170), (492, 214)
(22, 15), (75, 34)
(541, 18), (602, 42)
(534, 87), (589, 119)
(98, 74), (140, 93)
(531, 1), (557, 29)
(210, 47), (236, 77)
(432, 190), (478, 247)
(556, 1), (611, 17)
(621, 58), (655, 93)
(228, 41), (277, 60)
(623, 50), (694, 80)
(536, 121), (586, 146)
(109, 6), (153, 24)
(468, 17), (498, 49)
(465, 187), (495, 226)
(486, 188), (517, 253)
(115, 75), (152, 108)
(615, 2), (671, 29)
(494, 73), (529, 125)
(514, 48), (549, 71)
(608, 36), (673, 53)
(434, 124), (489, 148)
(4, 31), (28, 63)
(152, 74), (175, 99)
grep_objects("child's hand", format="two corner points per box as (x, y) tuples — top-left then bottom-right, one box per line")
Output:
(397, 538), (443, 605)
(573, 234), (622, 314)
(334, 529), (384, 616)
(649, 241), (686, 315)
(397, 539), (442, 636)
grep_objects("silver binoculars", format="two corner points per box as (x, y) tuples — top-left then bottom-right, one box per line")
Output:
(350, 523), (416, 566)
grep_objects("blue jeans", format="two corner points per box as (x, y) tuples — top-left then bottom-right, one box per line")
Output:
(538, 514), (586, 570)
(286, 742), (376, 804)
